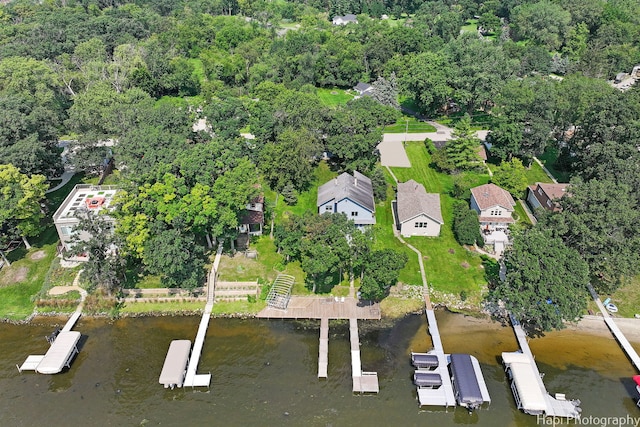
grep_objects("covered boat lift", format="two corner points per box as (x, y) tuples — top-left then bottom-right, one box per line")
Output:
(159, 340), (192, 389)
(449, 353), (491, 409)
(18, 331), (81, 374)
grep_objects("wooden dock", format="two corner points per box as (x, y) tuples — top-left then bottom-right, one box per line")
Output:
(256, 296), (380, 320)
(350, 317), (379, 393)
(318, 317), (328, 378)
(588, 284), (640, 372)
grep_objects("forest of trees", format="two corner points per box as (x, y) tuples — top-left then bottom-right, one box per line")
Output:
(1, 0), (639, 327)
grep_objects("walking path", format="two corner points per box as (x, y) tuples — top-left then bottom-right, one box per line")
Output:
(46, 170), (75, 194)
(588, 284), (640, 372)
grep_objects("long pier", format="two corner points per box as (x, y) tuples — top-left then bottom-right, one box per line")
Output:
(588, 284), (640, 372)
(318, 317), (328, 378)
(350, 317), (379, 393)
(505, 315), (581, 417)
(182, 244), (223, 388)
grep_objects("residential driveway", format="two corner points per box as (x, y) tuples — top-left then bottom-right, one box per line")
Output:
(378, 136), (411, 167)
(378, 127), (490, 167)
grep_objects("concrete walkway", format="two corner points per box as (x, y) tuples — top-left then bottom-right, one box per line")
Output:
(46, 170), (75, 194)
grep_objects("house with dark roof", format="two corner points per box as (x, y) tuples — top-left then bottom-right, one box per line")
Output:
(396, 180), (443, 237)
(526, 183), (568, 217)
(353, 82), (374, 96)
(238, 195), (265, 236)
(332, 13), (358, 25)
(317, 171), (375, 227)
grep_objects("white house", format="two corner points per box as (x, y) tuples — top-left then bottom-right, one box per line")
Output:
(332, 14), (358, 25)
(396, 180), (443, 237)
(53, 184), (119, 257)
(317, 171), (375, 226)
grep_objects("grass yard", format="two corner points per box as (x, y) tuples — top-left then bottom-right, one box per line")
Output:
(514, 200), (533, 226)
(316, 87), (354, 107)
(384, 116), (437, 133)
(538, 146), (571, 183)
(525, 160), (554, 184)
(460, 19), (478, 34)
(603, 276), (640, 318)
(387, 142), (489, 295)
(436, 111), (495, 130)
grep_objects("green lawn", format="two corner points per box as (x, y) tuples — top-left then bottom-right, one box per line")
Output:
(525, 160), (554, 184)
(538, 146), (571, 183)
(461, 19), (478, 34)
(514, 200), (533, 226)
(605, 276), (640, 318)
(316, 87), (354, 107)
(384, 116), (437, 133)
(436, 111), (495, 130)
(387, 142), (489, 294)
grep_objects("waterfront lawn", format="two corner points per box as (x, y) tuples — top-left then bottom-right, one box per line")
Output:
(0, 241), (58, 320)
(603, 276), (640, 318)
(384, 116), (437, 133)
(387, 142), (488, 295)
(120, 300), (208, 314)
(317, 87), (354, 107)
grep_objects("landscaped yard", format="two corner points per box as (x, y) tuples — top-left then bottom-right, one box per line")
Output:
(384, 116), (437, 133)
(525, 160), (554, 184)
(387, 142), (490, 296)
(599, 276), (640, 318)
(316, 87), (354, 107)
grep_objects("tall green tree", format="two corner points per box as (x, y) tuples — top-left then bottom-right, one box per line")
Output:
(0, 164), (48, 248)
(488, 227), (589, 332)
(445, 115), (482, 171)
(360, 249), (408, 301)
(68, 213), (126, 295)
(547, 178), (640, 292)
(491, 158), (529, 197)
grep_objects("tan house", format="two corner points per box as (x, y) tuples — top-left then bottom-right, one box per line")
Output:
(396, 180), (443, 237)
(526, 183), (569, 217)
(470, 183), (516, 232)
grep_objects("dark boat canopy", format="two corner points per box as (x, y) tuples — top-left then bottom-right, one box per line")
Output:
(450, 353), (484, 405)
(412, 353), (439, 369)
(414, 372), (442, 388)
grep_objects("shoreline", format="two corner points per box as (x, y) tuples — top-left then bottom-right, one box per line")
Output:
(9, 304), (640, 345)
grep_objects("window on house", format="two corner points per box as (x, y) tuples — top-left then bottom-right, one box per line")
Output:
(351, 211), (358, 217)
(250, 203), (256, 208)
(415, 222), (428, 228)
(538, 188), (543, 195)
(546, 200), (552, 207)
(60, 226), (73, 236)
(326, 206), (333, 212)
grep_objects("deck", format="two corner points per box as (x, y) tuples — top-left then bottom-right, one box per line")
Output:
(256, 296), (380, 320)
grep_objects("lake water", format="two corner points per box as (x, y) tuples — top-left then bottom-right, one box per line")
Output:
(0, 311), (638, 426)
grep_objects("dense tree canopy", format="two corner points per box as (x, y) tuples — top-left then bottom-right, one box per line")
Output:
(488, 227), (589, 332)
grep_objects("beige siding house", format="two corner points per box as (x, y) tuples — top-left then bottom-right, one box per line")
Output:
(396, 180), (443, 237)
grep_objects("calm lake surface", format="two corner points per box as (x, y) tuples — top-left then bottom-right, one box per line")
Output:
(0, 311), (638, 427)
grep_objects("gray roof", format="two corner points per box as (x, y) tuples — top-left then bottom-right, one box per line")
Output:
(354, 82), (372, 92)
(397, 180), (443, 224)
(334, 13), (357, 22)
(317, 171), (375, 212)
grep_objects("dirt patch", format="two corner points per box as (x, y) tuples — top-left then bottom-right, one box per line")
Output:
(0, 266), (29, 286)
(460, 262), (470, 269)
(30, 250), (46, 260)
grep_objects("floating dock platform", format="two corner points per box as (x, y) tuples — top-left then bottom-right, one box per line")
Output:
(350, 318), (379, 393)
